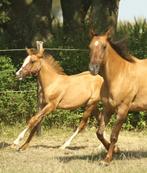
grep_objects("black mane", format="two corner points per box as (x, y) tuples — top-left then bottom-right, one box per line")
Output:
(108, 38), (135, 62)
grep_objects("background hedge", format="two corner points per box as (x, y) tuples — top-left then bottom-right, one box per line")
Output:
(0, 19), (147, 130)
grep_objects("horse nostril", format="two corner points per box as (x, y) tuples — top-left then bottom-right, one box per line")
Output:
(89, 63), (93, 71)
(15, 70), (23, 80)
(89, 63), (100, 75)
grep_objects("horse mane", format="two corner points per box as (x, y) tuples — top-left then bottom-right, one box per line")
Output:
(44, 54), (65, 75)
(108, 38), (136, 63)
(28, 48), (65, 74)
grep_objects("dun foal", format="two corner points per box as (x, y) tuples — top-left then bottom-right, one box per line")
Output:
(89, 29), (147, 165)
(12, 44), (103, 150)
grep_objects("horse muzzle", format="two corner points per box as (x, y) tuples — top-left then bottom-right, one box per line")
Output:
(89, 63), (100, 75)
(16, 71), (23, 80)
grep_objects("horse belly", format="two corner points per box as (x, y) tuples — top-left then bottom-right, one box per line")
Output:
(130, 88), (147, 111)
(58, 89), (91, 109)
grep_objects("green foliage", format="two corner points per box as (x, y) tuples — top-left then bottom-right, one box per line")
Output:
(0, 19), (147, 130)
(123, 112), (147, 130)
(0, 56), (16, 90)
(0, 56), (37, 125)
(0, 92), (37, 125)
(117, 18), (147, 58)
(0, 0), (11, 25)
(43, 109), (83, 128)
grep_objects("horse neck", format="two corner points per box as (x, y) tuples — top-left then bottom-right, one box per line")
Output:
(38, 60), (59, 90)
(103, 44), (127, 84)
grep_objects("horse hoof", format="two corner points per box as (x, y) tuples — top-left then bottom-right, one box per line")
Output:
(10, 143), (18, 149)
(98, 160), (110, 167)
(59, 146), (66, 150)
(18, 144), (28, 151)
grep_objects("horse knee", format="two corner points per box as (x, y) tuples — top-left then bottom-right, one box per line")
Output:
(28, 115), (41, 128)
(96, 129), (104, 140)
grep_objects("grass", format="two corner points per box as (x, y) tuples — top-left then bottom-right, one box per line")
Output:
(0, 125), (147, 173)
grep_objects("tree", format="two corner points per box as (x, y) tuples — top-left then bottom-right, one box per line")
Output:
(60, 0), (91, 34)
(61, 0), (120, 37)
(3, 0), (52, 48)
(90, 0), (120, 34)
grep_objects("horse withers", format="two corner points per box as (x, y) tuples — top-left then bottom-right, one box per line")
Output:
(89, 29), (147, 165)
(12, 42), (103, 150)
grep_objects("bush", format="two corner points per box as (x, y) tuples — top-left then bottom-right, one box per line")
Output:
(117, 18), (147, 58)
(0, 56), (37, 125)
(0, 19), (147, 130)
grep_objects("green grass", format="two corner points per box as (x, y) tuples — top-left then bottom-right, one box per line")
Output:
(0, 126), (147, 173)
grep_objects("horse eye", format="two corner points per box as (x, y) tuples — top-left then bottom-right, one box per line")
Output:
(103, 45), (106, 49)
(31, 60), (35, 64)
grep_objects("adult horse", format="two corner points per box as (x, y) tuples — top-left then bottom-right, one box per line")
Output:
(89, 29), (147, 165)
(12, 42), (103, 150)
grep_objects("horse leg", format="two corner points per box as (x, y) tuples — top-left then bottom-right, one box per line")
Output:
(15, 102), (55, 150)
(101, 104), (129, 165)
(60, 104), (97, 149)
(96, 106), (113, 151)
(11, 127), (29, 148)
(90, 106), (105, 151)
(18, 123), (40, 150)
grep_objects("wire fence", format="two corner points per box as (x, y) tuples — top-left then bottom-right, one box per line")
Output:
(0, 47), (88, 94)
(0, 47), (88, 52)
(0, 90), (36, 94)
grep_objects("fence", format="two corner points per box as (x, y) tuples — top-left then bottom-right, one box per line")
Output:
(0, 47), (88, 93)
(0, 48), (88, 129)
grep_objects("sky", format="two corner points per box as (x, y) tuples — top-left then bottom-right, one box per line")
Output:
(118, 0), (147, 21)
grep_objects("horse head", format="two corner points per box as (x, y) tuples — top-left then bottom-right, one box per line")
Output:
(16, 42), (44, 80)
(89, 28), (112, 75)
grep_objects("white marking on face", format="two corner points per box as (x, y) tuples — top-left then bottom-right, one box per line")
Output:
(16, 56), (31, 77)
(94, 41), (99, 46)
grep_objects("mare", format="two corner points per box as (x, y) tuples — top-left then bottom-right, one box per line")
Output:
(89, 29), (147, 165)
(12, 45), (103, 150)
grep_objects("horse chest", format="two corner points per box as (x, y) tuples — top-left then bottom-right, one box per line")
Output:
(101, 96), (117, 108)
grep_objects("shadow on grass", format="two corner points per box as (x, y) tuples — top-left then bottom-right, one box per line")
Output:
(31, 144), (87, 150)
(31, 144), (60, 149)
(57, 153), (104, 163)
(56, 150), (147, 163)
(0, 142), (11, 149)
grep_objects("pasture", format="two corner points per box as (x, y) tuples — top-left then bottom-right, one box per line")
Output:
(0, 126), (147, 173)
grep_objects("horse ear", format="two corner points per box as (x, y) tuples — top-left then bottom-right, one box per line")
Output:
(105, 27), (113, 39)
(36, 41), (44, 51)
(36, 41), (44, 58)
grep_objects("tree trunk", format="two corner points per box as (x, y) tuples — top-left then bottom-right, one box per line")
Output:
(6, 0), (52, 48)
(31, 0), (53, 45)
(61, 0), (91, 34)
(90, 0), (120, 35)
(36, 80), (44, 136)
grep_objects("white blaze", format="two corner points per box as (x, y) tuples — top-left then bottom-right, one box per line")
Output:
(16, 56), (31, 77)
(94, 41), (99, 46)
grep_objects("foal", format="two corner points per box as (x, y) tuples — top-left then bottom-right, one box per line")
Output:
(89, 29), (147, 165)
(12, 46), (103, 150)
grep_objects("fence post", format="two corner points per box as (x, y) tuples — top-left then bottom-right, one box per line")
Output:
(36, 41), (44, 136)
(36, 80), (43, 135)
